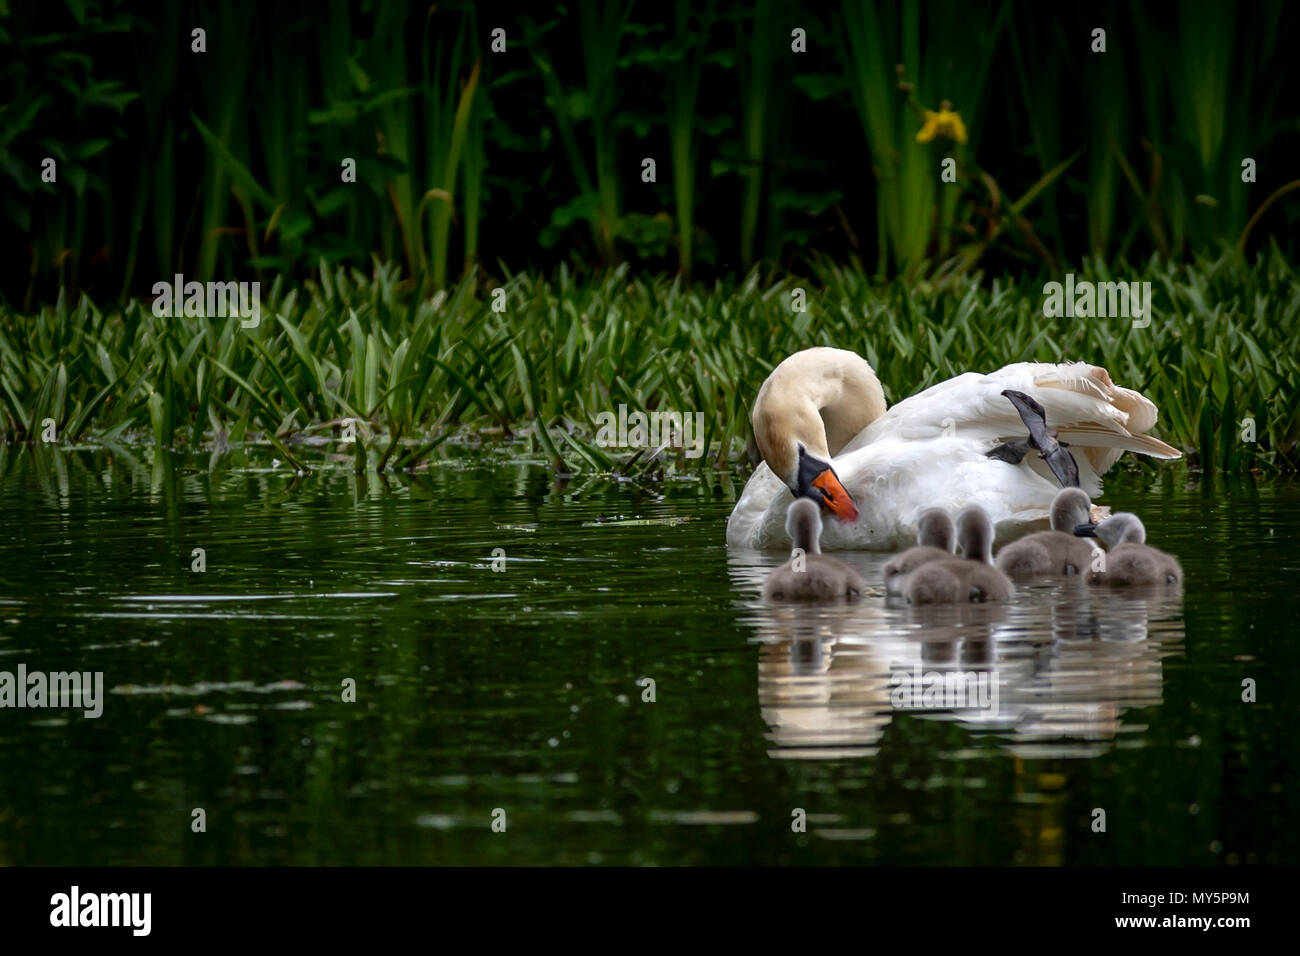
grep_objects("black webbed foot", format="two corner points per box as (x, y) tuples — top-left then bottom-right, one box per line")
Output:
(998, 389), (1081, 488)
(985, 439), (1032, 465)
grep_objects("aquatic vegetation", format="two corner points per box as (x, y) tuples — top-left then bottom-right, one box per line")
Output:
(0, 251), (1294, 474)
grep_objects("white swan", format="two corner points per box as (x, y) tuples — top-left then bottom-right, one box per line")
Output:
(727, 347), (1180, 551)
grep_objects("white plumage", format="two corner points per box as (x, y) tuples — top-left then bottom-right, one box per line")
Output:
(727, 355), (1178, 551)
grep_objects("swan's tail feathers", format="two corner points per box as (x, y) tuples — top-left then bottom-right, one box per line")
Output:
(1054, 421), (1182, 474)
(1016, 363), (1180, 474)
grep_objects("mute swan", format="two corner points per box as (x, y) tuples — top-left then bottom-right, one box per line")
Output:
(995, 488), (1099, 578)
(727, 347), (1179, 551)
(904, 506), (1014, 604)
(1075, 513), (1183, 586)
(883, 508), (955, 595)
(763, 499), (865, 601)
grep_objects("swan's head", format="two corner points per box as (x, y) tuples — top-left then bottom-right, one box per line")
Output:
(1074, 511), (1145, 547)
(1050, 488), (1093, 532)
(754, 408), (859, 523)
(794, 443), (860, 522)
(752, 351), (873, 525)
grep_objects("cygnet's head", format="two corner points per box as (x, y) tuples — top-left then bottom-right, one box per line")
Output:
(916, 508), (956, 552)
(785, 497), (824, 555)
(1050, 488), (1093, 532)
(955, 505), (995, 563)
(1075, 511), (1146, 547)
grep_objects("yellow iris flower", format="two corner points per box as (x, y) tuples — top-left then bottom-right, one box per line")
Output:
(916, 105), (968, 144)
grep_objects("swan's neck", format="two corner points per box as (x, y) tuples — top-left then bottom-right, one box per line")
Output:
(753, 348), (886, 483)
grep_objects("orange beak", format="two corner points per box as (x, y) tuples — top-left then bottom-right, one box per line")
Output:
(812, 468), (859, 522)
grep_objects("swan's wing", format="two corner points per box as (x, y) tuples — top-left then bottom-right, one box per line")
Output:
(824, 437), (1068, 549)
(847, 363), (1178, 476)
(996, 363), (1180, 473)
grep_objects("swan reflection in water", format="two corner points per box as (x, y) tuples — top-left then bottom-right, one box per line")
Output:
(729, 549), (1185, 761)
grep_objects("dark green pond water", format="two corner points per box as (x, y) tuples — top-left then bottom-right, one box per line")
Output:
(1, 445), (1297, 865)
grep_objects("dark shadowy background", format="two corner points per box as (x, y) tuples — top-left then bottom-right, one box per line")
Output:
(3, 0), (1297, 304)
